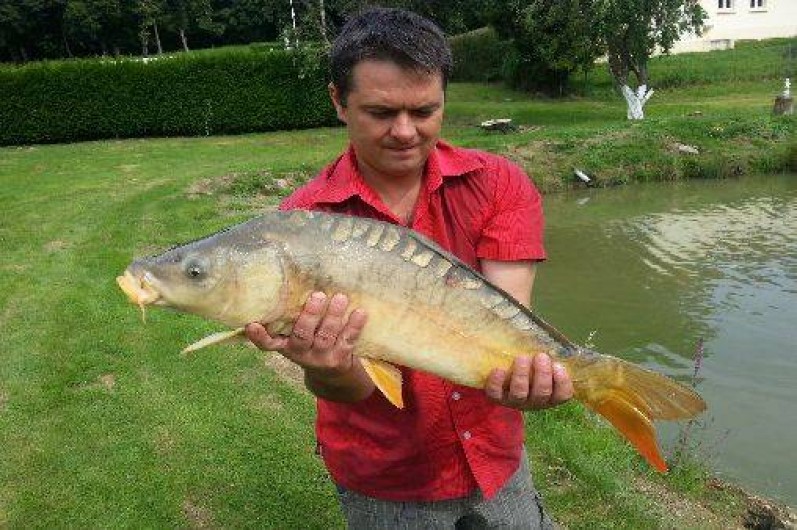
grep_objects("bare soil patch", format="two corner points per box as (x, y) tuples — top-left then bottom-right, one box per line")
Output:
(185, 173), (238, 198)
(743, 494), (797, 529)
(504, 141), (571, 192)
(182, 498), (215, 528)
(633, 477), (740, 529)
(261, 352), (305, 390)
(153, 427), (177, 457)
(98, 373), (116, 390)
(248, 392), (285, 414)
(43, 239), (70, 252)
(73, 373), (117, 393)
(634, 476), (797, 530)
(185, 170), (312, 217)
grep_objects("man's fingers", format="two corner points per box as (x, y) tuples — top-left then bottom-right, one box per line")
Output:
(551, 362), (574, 404)
(507, 356), (531, 403)
(288, 292), (328, 351)
(245, 292), (370, 378)
(338, 308), (367, 348)
(245, 322), (287, 351)
(529, 353), (554, 408)
(485, 354), (574, 411)
(313, 293), (348, 350)
(485, 369), (507, 402)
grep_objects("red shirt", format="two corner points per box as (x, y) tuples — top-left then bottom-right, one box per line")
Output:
(280, 140), (546, 501)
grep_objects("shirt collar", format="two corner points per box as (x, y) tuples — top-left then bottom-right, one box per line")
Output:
(312, 140), (485, 207)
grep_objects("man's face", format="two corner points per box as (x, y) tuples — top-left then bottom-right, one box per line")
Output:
(330, 59), (445, 181)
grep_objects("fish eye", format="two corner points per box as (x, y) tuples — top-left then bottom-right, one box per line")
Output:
(184, 259), (207, 280)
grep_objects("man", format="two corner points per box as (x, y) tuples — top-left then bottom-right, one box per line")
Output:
(245, 7), (573, 529)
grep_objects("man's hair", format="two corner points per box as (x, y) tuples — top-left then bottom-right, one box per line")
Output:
(330, 7), (452, 105)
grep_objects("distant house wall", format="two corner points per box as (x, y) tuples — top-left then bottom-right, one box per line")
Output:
(672, 0), (797, 53)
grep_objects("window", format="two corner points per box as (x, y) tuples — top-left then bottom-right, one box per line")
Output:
(750, 0), (766, 9)
(710, 39), (734, 51)
(718, 0), (733, 8)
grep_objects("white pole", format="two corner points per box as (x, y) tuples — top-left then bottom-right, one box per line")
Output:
(289, 0), (298, 48)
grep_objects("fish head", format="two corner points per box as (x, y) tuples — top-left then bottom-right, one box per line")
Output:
(117, 229), (287, 327)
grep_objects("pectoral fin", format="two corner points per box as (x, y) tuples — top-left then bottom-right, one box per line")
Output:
(360, 358), (404, 409)
(181, 328), (246, 355)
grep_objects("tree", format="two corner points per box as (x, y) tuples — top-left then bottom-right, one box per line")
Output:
(326, 0), (489, 36)
(64, 0), (140, 56)
(598, 0), (706, 119)
(164, 0), (223, 51)
(212, 0), (282, 46)
(1, 0), (70, 61)
(134, 0), (166, 55)
(0, 2), (26, 61)
(283, 0), (348, 46)
(486, 0), (603, 96)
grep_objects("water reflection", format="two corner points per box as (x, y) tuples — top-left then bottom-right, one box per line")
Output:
(536, 174), (797, 506)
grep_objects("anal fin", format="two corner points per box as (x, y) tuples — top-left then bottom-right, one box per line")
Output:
(360, 358), (404, 409)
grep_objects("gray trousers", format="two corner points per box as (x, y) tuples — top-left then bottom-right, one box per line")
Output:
(335, 455), (555, 530)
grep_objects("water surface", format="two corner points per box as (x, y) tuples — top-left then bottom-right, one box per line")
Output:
(536, 174), (797, 506)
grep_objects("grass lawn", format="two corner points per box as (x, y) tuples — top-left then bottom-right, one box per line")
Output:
(0, 135), (347, 528)
(1, 41), (795, 528)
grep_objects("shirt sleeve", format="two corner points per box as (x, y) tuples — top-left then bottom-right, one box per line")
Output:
(476, 157), (546, 262)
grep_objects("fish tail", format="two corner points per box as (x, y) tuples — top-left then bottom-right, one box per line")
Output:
(566, 352), (707, 472)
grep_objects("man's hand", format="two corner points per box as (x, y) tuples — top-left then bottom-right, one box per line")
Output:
(478, 261), (572, 410)
(485, 353), (574, 411)
(245, 292), (366, 376)
(244, 292), (374, 402)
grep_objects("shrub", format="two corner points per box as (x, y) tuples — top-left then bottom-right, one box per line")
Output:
(779, 139), (797, 172)
(0, 47), (337, 145)
(449, 27), (508, 83)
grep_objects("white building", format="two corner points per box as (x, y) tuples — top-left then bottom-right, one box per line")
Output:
(673, 0), (797, 53)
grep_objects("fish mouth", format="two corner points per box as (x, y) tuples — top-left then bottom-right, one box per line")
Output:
(116, 270), (161, 321)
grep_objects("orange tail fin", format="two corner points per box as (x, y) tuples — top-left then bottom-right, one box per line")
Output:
(588, 389), (668, 471)
(567, 353), (706, 472)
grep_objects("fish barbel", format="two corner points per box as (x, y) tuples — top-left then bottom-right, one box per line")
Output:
(117, 210), (706, 472)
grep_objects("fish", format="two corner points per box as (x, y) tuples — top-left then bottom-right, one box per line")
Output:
(117, 209), (706, 472)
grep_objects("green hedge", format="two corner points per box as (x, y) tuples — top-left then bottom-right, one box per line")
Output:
(0, 48), (337, 145)
(449, 27), (508, 83)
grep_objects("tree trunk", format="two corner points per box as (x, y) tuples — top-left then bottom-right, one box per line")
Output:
(141, 28), (150, 57)
(179, 28), (189, 52)
(621, 84), (654, 120)
(289, 0), (298, 48)
(62, 28), (73, 57)
(319, 0), (328, 44)
(153, 22), (163, 54)
(773, 96), (794, 116)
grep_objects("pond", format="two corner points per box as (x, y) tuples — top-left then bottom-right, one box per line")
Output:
(536, 174), (797, 507)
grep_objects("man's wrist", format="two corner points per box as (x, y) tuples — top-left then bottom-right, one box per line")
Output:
(303, 358), (356, 386)
(303, 360), (374, 402)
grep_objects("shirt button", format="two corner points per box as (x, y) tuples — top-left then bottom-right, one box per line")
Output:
(462, 431), (472, 440)
(451, 392), (461, 401)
